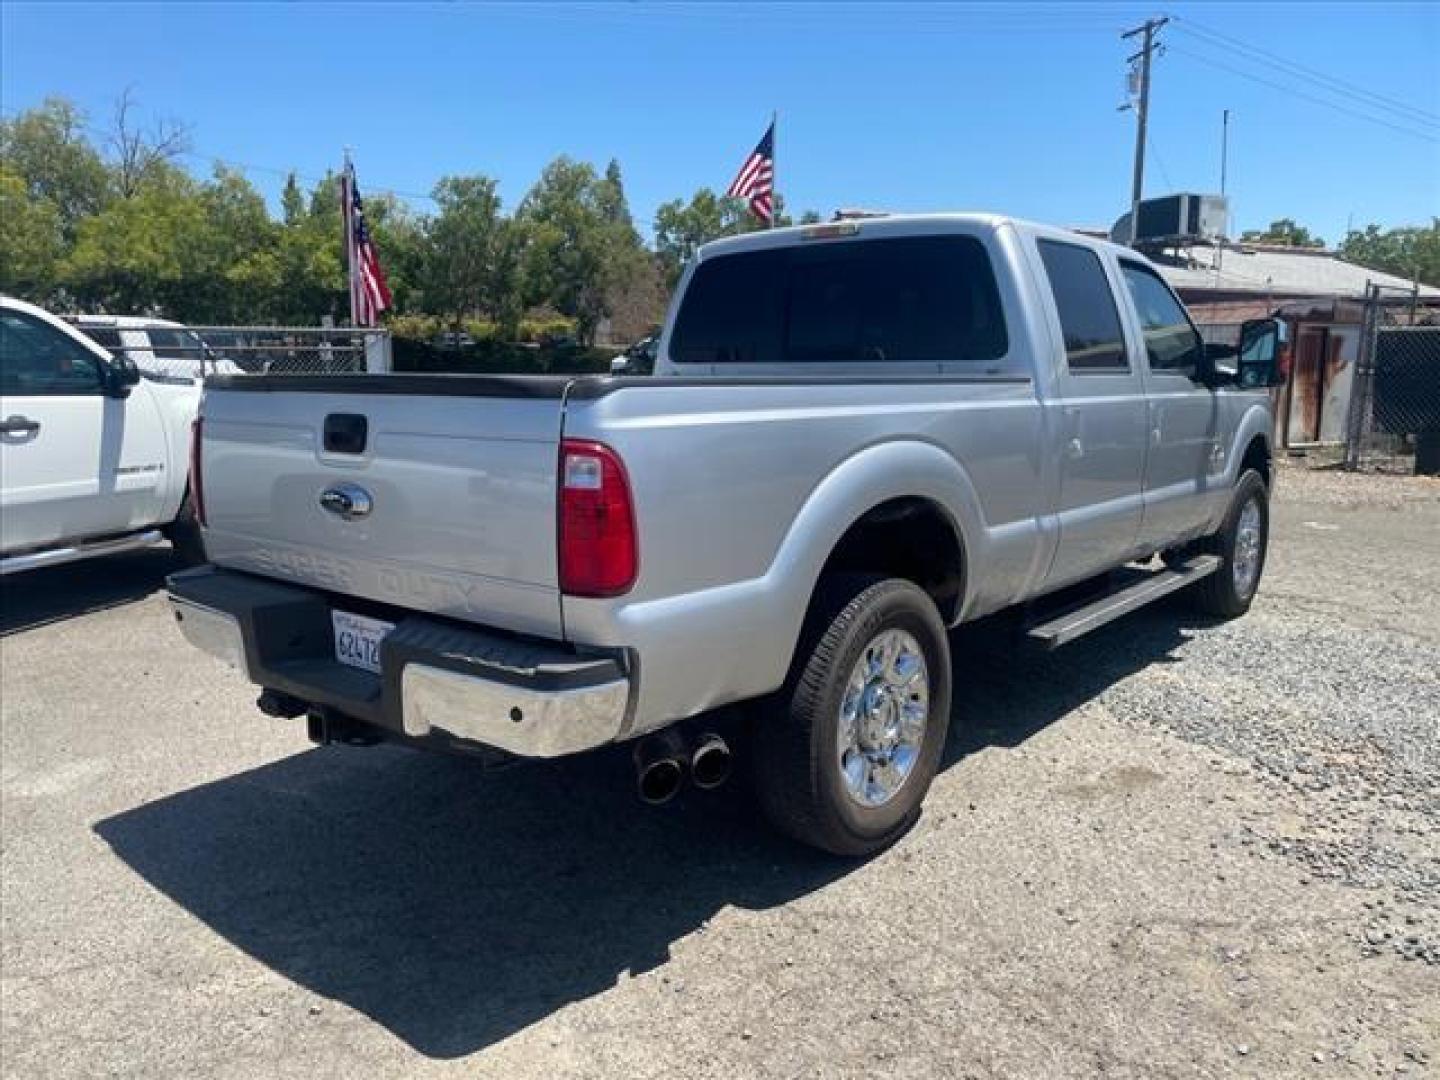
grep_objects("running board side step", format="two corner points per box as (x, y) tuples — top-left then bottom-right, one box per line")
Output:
(1025, 555), (1221, 649)
(0, 528), (166, 576)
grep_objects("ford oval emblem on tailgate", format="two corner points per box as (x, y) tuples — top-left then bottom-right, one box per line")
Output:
(319, 482), (373, 521)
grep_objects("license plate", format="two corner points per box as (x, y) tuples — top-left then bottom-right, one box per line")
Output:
(332, 610), (394, 674)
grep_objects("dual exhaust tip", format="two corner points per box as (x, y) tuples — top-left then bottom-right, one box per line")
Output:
(635, 729), (731, 804)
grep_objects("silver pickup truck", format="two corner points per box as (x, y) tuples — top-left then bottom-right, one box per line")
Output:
(168, 213), (1283, 855)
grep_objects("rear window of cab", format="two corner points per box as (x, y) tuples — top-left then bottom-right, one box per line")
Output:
(670, 235), (1009, 368)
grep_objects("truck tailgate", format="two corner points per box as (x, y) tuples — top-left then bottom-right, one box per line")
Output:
(199, 377), (569, 638)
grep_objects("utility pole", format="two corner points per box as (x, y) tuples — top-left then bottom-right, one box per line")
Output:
(1216, 110), (1231, 277)
(1122, 17), (1167, 246)
(1220, 109), (1230, 196)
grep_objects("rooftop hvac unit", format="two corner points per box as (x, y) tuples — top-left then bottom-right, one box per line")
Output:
(1110, 193), (1230, 246)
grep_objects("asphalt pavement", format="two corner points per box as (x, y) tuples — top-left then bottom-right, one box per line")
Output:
(2, 466), (1437, 1079)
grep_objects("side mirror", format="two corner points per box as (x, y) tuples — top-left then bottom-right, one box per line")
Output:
(105, 354), (142, 398)
(609, 355), (631, 376)
(1237, 318), (1287, 388)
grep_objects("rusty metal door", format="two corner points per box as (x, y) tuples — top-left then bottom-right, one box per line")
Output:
(1290, 326), (1330, 443)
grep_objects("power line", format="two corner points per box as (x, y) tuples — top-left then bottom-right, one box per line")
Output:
(1148, 132), (1176, 191)
(1171, 16), (1440, 130)
(1166, 43), (1440, 144)
(180, 150), (437, 205)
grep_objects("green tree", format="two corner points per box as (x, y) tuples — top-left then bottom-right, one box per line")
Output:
(273, 174), (346, 324)
(192, 166), (281, 322)
(653, 189), (813, 287)
(487, 218), (528, 337)
(517, 156), (645, 344)
(597, 159), (632, 232)
(423, 175), (510, 328)
(595, 159), (647, 337)
(365, 192), (427, 317)
(280, 172), (306, 226)
(0, 98), (111, 239)
(1241, 218), (1325, 248)
(654, 188), (751, 286)
(1339, 220), (1440, 289)
(0, 166), (65, 301)
(308, 169), (341, 220)
(61, 168), (207, 314)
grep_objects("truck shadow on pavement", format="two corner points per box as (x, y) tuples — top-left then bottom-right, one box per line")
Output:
(0, 548), (179, 636)
(95, 603), (1202, 1059)
(944, 603), (1201, 764)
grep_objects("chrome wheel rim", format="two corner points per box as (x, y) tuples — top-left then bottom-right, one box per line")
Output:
(1232, 497), (1263, 598)
(837, 628), (929, 808)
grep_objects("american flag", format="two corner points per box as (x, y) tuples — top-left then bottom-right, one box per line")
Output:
(725, 121), (775, 225)
(341, 161), (392, 327)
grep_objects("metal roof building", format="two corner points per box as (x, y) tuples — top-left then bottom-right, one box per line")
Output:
(1153, 242), (1440, 302)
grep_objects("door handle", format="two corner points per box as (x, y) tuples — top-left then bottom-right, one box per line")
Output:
(1, 415), (41, 436)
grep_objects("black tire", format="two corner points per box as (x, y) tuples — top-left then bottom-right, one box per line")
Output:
(1191, 469), (1269, 618)
(754, 576), (952, 857)
(165, 489), (207, 566)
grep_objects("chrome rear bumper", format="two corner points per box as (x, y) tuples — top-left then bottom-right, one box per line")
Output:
(167, 565), (631, 759)
(171, 597), (249, 675)
(401, 663), (629, 757)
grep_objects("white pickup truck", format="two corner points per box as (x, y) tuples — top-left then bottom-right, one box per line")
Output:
(0, 296), (204, 573)
(168, 214), (1283, 854)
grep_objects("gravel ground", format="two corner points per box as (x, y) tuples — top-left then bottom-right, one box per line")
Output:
(2, 465), (1437, 1079)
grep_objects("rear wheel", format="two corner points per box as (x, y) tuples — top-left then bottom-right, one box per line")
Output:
(754, 576), (952, 856)
(1190, 469), (1269, 618)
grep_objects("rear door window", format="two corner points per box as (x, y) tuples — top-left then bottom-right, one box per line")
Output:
(1037, 240), (1128, 373)
(670, 235), (1010, 369)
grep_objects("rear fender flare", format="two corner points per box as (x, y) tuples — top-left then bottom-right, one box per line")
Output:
(766, 438), (982, 661)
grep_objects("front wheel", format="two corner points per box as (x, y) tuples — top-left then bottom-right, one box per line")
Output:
(754, 576), (952, 857)
(1191, 469), (1270, 618)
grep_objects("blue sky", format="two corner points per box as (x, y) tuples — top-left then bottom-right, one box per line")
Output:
(2, 2), (1436, 244)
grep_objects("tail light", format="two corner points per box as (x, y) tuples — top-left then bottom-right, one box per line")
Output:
(189, 418), (207, 526)
(558, 439), (637, 597)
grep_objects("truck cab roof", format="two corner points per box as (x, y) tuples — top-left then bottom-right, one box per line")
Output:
(697, 211), (1147, 266)
(70, 314), (189, 330)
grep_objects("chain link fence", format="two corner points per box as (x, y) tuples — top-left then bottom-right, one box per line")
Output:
(1343, 288), (1440, 475)
(73, 322), (390, 382)
(195, 327), (390, 377)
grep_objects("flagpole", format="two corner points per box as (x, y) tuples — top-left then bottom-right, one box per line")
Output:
(770, 110), (778, 230)
(342, 147), (358, 329)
